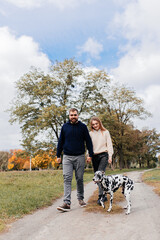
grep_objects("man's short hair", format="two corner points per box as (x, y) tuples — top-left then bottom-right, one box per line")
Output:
(69, 108), (79, 114)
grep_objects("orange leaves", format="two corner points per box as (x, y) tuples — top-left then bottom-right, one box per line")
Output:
(32, 151), (58, 169)
(8, 149), (29, 170)
(8, 149), (58, 170)
(32, 152), (51, 169)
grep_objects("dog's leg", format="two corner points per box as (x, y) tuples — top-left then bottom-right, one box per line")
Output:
(107, 192), (113, 212)
(100, 198), (105, 208)
(124, 189), (131, 215)
(100, 192), (106, 208)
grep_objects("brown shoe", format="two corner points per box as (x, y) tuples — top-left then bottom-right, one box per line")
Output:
(79, 200), (87, 207)
(57, 203), (70, 212)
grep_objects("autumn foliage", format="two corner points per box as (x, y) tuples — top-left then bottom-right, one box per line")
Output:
(32, 150), (58, 169)
(8, 149), (58, 170)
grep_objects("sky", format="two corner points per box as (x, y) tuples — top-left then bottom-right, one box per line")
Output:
(0, 0), (160, 150)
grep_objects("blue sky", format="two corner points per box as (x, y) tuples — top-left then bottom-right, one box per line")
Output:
(0, 0), (160, 150)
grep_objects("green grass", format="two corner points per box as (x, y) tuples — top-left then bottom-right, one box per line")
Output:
(142, 169), (160, 196)
(0, 170), (93, 232)
(0, 168), (154, 232)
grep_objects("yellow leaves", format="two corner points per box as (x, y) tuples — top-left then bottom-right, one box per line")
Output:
(31, 151), (58, 170)
(8, 163), (14, 170)
(8, 149), (28, 170)
(32, 153), (51, 169)
(8, 149), (58, 170)
(22, 161), (32, 170)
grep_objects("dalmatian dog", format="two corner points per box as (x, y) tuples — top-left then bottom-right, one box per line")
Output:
(93, 171), (134, 215)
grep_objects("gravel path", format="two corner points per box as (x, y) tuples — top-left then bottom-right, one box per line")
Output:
(0, 170), (160, 240)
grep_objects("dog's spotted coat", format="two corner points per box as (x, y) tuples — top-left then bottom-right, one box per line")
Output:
(93, 171), (134, 214)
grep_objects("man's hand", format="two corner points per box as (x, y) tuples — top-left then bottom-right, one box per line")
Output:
(56, 157), (62, 164)
(86, 157), (92, 163)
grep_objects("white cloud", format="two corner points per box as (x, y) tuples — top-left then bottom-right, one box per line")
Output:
(77, 37), (103, 60)
(5, 0), (97, 10)
(134, 85), (160, 132)
(109, 0), (160, 132)
(113, 0), (160, 42)
(5, 0), (45, 8)
(111, 45), (160, 89)
(110, 0), (160, 88)
(0, 27), (50, 150)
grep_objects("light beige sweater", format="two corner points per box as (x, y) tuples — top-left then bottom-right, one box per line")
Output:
(89, 129), (114, 157)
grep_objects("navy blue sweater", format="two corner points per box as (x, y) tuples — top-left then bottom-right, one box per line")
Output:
(56, 121), (93, 157)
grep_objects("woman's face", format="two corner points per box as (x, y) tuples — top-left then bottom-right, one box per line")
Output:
(92, 120), (100, 131)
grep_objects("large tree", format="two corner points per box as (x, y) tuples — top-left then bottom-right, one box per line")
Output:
(100, 84), (151, 169)
(138, 128), (160, 168)
(8, 59), (110, 153)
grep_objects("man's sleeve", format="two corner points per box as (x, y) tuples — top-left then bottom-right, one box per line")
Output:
(84, 125), (93, 157)
(56, 126), (64, 158)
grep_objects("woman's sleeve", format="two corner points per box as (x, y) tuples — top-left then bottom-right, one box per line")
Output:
(105, 130), (114, 157)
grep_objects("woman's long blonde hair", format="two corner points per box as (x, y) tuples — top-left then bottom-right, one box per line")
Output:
(90, 116), (106, 132)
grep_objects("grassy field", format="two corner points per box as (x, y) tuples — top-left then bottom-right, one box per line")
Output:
(142, 168), (160, 196)
(0, 168), (158, 232)
(0, 169), (93, 232)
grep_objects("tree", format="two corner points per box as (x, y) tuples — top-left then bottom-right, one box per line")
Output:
(8, 59), (110, 153)
(138, 128), (160, 168)
(8, 59), (153, 168)
(0, 151), (9, 171)
(32, 152), (52, 169)
(100, 84), (151, 169)
(8, 149), (30, 170)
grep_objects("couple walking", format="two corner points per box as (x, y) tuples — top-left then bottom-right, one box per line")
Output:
(56, 108), (113, 212)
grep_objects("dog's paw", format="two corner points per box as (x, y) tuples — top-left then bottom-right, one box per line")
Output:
(100, 201), (105, 208)
(107, 208), (111, 212)
(101, 202), (105, 209)
(125, 211), (130, 215)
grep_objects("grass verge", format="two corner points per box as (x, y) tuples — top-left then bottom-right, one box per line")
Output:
(142, 169), (160, 196)
(0, 168), (151, 232)
(0, 170), (93, 232)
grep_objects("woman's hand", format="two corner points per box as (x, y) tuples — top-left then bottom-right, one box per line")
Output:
(108, 156), (112, 164)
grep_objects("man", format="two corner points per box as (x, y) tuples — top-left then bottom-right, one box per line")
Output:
(56, 108), (93, 212)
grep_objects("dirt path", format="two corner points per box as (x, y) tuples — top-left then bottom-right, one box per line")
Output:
(0, 170), (160, 240)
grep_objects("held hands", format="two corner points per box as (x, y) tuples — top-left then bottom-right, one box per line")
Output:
(86, 157), (92, 163)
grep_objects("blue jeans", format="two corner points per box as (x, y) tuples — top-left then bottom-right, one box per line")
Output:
(63, 154), (85, 205)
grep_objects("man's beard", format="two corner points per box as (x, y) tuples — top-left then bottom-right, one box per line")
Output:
(70, 118), (78, 124)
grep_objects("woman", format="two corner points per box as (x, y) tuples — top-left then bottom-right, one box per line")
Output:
(89, 116), (113, 205)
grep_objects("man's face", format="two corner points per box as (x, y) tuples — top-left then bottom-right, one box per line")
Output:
(69, 111), (78, 124)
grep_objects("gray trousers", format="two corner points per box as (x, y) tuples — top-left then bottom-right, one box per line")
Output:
(63, 154), (85, 205)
